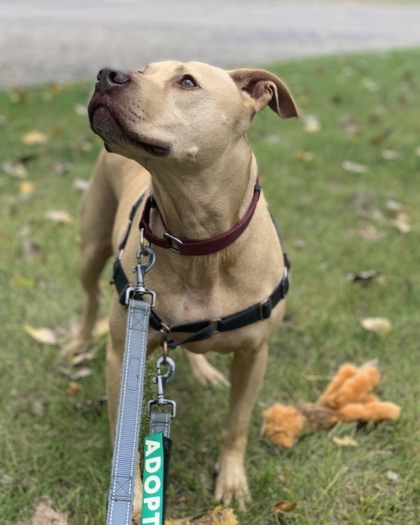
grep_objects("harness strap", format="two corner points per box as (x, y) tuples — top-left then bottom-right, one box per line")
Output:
(149, 253), (290, 349)
(112, 193), (291, 350)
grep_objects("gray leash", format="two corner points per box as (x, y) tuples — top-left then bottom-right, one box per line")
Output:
(106, 247), (157, 525)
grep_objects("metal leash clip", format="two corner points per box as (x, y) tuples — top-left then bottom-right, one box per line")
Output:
(148, 356), (177, 418)
(124, 245), (156, 306)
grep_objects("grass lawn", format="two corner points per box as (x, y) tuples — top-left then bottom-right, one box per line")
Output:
(0, 48), (419, 524)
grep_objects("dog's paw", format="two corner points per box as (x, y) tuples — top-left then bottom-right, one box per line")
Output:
(214, 457), (250, 510)
(185, 352), (230, 388)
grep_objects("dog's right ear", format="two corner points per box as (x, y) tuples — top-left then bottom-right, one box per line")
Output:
(229, 68), (298, 119)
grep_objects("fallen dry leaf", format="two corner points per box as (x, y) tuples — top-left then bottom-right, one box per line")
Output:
(51, 161), (73, 174)
(92, 317), (110, 339)
(357, 224), (384, 242)
(342, 160), (368, 174)
(332, 435), (358, 447)
(345, 269), (381, 284)
(44, 210), (73, 224)
(302, 115), (321, 133)
(24, 325), (57, 345)
(73, 103), (87, 116)
(59, 366), (93, 381)
(21, 239), (43, 262)
(73, 177), (89, 192)
(381, 149), (400, 161)
(386, 470), (400, 483)
(69, 137), (92, 151)
(2, 161), (27, 178)
(20, 181), (36, 197)
(68, 348), (100, 366)
(361, 77), (379, 92)
(274, 500), (297, 513)
(295, 149), (314, 162)
(165, 505), (238, 524)
(65, 381), (83, 396)
(386, 199), (405, 213)
(339, 116), (363, 136)
(22, 130), (48, 146)
(360, 317), (392, 336)
(392, 211), (411, 234)
(31, 500), (68, 525)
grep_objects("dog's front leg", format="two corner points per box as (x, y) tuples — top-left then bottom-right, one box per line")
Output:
(214, 342), (269, 509)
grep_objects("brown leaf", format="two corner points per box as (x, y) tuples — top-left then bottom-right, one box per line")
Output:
(31, 500), (68, 525)
(65, 381), (83, 396)
(24, 325), (57, 345)
(370, 127), (393, 146)
(274, 500), (297, 513)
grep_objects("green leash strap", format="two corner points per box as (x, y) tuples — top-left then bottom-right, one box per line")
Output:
(141, 358), (176, 524)
(141, 433), (172, 525)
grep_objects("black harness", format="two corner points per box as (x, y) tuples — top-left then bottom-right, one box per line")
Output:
(112, 193), (290, 349)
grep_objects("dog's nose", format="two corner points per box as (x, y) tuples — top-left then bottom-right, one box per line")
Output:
(96, 68), (131, 94)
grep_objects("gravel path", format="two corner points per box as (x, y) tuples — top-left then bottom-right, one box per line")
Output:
(1, 0), (420, 86)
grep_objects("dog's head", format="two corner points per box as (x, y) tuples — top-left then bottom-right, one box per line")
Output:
(88, 61), (297, 164)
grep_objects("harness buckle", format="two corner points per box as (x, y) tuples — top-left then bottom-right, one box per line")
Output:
(259, 297), (272, 320)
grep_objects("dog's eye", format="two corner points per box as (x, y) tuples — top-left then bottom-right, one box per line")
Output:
(179, 75), (198, 89)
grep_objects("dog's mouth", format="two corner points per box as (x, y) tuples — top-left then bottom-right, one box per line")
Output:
(88, 101), (171, 157)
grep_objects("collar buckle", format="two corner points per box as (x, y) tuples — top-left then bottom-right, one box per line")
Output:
(164, 232), (184, 253)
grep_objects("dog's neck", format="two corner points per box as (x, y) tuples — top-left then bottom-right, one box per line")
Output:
(146, 140), (257, 241)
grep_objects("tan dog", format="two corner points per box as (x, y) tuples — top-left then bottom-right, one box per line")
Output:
(72, 61), (297, 517)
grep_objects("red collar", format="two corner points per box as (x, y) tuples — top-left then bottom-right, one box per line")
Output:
(139, 183), (261, 256)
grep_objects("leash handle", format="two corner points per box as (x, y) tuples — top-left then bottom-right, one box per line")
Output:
(106, 298), (151, 525)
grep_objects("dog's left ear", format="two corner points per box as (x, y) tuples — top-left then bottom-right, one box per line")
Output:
(229, 68), (298, 119)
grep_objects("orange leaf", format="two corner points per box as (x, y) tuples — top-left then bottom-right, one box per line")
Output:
(274, 500), (297, 513)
